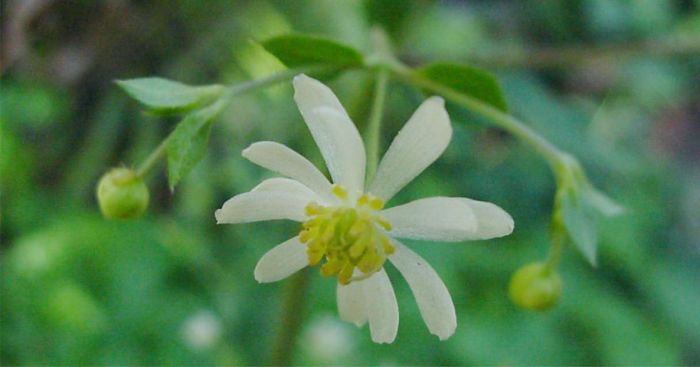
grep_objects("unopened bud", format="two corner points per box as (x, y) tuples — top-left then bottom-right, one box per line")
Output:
(96, 168), (149, 219)
(509, 262), (562, 311)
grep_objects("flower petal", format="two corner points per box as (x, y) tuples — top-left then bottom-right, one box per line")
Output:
(381, 197), (477, 242)
(369, 97), (452, 201)
(242, 141), (332, 201)
(461, 198), (514, 239)
(215, 189), (312, 224)
(254, 236), (308, 283)
(363, 269), (399, 344)
(389, 241), (456, 340)
(337, 279), (367, 327)
(293, 74), (365, 194)
(252, 177), (316, 197)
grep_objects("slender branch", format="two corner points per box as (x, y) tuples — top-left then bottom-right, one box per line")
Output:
(390, 65), (564, 168)
(268, 269), (311, 366)
(134, 65), (330, 178)
(136, 137), (168, 178)
(365, 69), (389, 183)
(545, 218), (566, 273)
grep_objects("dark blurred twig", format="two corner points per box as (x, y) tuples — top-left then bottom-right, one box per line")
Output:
(421, 37), (700, 70)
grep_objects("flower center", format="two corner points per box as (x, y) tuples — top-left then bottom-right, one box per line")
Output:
(299, 185), (395, 284)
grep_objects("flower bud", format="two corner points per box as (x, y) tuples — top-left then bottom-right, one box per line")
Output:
(508, 262), (562, 311)
(96, 167), (149, 219)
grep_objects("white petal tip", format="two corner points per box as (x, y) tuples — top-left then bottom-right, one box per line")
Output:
(214, 209), (224, 224)
(371, 337), (395, 344)
(292, 73), (310, 84)
(498, 212), (515, 237)
(253, 275), (267, 283)
(428, 96), (445, 106)
(434, 327), (456, 341)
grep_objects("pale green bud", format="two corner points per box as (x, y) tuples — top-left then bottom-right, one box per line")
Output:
(509, 262), (562, 311)
(96, 167), (149, 219)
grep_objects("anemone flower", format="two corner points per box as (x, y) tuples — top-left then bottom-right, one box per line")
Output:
(215, 74), (514, 343)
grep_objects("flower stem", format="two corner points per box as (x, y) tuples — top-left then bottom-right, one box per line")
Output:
(134, 65), (332, 179)
(388, 65), (564, 169)
(365, 69), (389, 183)
(268, 268), (311, 366)
(135, 138), (168, 178)
(545, 222), (565, 273)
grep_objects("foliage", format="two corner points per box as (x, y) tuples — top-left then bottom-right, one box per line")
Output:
(1, 0), (699, 365)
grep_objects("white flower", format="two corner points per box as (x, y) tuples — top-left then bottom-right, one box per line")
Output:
(215, 74), (514, 343)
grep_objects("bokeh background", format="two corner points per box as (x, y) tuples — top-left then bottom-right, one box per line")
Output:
(2, 0), (700, 365)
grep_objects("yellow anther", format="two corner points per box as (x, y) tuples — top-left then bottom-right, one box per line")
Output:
(375, 216), (392, 231)
(369, 197), (384, 210)
(382, 238), (395, 255)
(331, 184), (348, 200)
(338, 263), (355, 284)
(356, 194), (369, 206)
(349, 239), (367, 258)
(305, 203), (323, 216)
(299, 190), (395, 284)
(299, 229), (311, 243)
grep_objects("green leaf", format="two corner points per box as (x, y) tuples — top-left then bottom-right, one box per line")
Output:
(558, 188), (598, 266)
(586, 187), (624, 217)
(166, 101), (226, 190)
(261, 34), (364, 68)
(116, 78), (224, 115)
(415, 63), (508, 111)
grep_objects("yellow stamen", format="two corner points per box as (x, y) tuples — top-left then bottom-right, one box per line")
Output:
(298, 185), (395, 284)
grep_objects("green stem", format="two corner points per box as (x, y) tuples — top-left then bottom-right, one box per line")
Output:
(389, 65), (564, 169)
(136, 138), (168, 178)
(268, 269), (311, 366)
(545, 223), (565, 272)
(134, 65), (332, 178)
(365, 69), (389, 183)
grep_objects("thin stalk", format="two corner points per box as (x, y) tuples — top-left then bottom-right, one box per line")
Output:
(136, 138), (168, 178)
(268, 269), (311, 366)
(389, 65), (564, 169)
(134, 65), (332, 178)
(365, 69), (389, 183)
(545, 224), (565, 273)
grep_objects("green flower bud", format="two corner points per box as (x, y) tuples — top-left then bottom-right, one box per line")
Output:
(96, 167), (149, 219)
(509, 262), (562, 311)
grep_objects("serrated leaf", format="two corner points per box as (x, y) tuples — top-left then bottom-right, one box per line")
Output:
(166, 101), (226, 190)
(415, 63), (508, 111)
(558, 189), (598, 266)
(116, 78), (224, 115)
(261, 34), (364, 68)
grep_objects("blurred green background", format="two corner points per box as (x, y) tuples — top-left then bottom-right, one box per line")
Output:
(2, 0), (700, 365)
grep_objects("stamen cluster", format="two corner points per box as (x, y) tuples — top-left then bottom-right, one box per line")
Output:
(299, 185), (394, 284)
